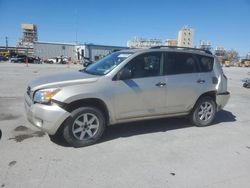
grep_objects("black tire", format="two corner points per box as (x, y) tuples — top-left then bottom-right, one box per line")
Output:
(190, 96), (216, 127)
(62, 107), (106, 147)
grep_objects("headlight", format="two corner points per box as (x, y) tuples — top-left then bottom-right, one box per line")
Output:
(34, 88), (61, 104)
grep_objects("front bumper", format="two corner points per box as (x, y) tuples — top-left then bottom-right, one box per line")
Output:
(216, 91), (230, 111)
(24, 93), (70, 135)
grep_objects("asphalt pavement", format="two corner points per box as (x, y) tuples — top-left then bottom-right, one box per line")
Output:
(0, 62), (250, 188)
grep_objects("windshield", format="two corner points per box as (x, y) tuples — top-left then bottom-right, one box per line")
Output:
(85, 52), (133, 75)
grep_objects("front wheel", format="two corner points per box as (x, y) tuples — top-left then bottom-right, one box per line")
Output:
(63, 107), (106, 147)
(190, 97), (216, 127)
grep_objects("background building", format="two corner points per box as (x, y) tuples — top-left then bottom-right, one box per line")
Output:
(177, 26), (194, 47)
(127, 37), (162, 48)
(34, 41), (127, 62)
(165, 39), (178, 46)
(214, 46), (226, 64)
(214, 46), (226, 57)
(0, 46), (33, 57)
(34, 41), (76, 60)
(199, 40), (212, 50)
(82, 44), (127, 61)
(17, 23), (38, 48)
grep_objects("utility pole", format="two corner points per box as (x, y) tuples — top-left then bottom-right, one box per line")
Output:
(5, 36), (8, 49)
(25, 48), (28, 67)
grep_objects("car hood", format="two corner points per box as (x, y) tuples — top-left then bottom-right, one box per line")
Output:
(29, 70), (100, 91)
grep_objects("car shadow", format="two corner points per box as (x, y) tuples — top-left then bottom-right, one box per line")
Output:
(50, 110), (236, 147)
(102, 117), (191, 143)
(102, 110), (236, 143)
(49, 134), (70, 147)
(213, 110), (236, 124)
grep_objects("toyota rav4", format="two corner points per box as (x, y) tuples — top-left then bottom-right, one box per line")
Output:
(24, 46), (230, 147)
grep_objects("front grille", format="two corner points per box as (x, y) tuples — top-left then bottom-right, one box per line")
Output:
(25, 86), (33, 105)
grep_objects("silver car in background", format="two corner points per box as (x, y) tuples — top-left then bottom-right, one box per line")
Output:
(24, 46), (230, 147)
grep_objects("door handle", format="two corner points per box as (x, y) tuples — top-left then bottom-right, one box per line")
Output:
(155, 82), (166, 87)
(197, 79), (205, 84)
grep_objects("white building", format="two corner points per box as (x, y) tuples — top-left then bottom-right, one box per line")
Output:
(127, 37), (162, 48)
(199, 40), (212, 50)
(177, 26), (194, 47)
(78, 44), (127, 61)
(34, 41), (127, 62)
(165, 39), (178, 46)
(34, 41), (76, 60)
(214, 46), (226, 57)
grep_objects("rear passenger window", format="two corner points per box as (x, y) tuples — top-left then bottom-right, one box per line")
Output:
(196, 55), (214, 72)
(164, 52), (198, 75)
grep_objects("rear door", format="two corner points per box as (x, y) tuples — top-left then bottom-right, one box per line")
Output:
(195, 54), (217, 92)
(163, 52), (206, 113)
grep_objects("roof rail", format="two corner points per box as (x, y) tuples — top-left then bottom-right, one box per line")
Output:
(150, 46), (213, 55)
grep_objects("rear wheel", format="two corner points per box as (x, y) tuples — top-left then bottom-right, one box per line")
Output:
(190, 96), (216, 127)
(63, 107), (106, 147)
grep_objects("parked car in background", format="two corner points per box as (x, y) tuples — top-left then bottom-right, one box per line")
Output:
(81, 57), (94, 67)
(0, 56), (8, 61)
(44, 57), (57, 64)
(10, 55), (42, 64)
(32, 56), (42, 64)
(61, 56), (69, 64)
(10, 55), (27, 63)
(44, 56), (68, 64)
(25, 46), (230, 147)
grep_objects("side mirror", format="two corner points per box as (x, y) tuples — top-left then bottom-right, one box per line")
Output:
(82, 57), (93, 67)
(83, 61), (92, 67)
(117, 68), (132, 80)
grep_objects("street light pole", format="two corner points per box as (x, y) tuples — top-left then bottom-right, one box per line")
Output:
(5, 36), (8, 50)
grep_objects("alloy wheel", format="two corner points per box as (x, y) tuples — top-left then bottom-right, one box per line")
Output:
(72, 113), (100, 140)
(198, 102), (214, 121)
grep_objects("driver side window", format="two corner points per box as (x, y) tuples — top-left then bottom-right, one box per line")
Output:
(124, 52), (162, 79)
